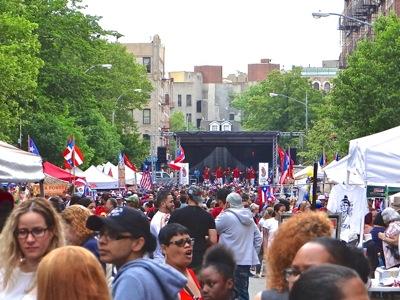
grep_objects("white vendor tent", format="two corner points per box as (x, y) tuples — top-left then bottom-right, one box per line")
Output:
(0, 141), (45, 182)
(102, 162), (140, 185)
(347, 126), (400, 184)
(83, 165), (118, 190)
(323, 155), (364, 185)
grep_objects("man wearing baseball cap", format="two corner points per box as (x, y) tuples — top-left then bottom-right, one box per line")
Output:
(168, 185), (217, 272)
(86, 206), (186, 300)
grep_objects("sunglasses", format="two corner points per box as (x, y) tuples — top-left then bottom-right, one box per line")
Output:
(168, 237), (195, 247)
(283, 267), (302, 282)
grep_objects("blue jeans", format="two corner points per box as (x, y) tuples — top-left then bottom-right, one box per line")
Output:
(234, 265), (250, 300)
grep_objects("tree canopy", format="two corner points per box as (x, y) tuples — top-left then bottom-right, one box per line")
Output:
(0, 0), (152, 167)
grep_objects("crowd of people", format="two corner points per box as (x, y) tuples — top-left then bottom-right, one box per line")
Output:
(0, 180), (389, 300)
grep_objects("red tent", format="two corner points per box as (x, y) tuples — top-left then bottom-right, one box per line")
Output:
(43, 161), (85, 183)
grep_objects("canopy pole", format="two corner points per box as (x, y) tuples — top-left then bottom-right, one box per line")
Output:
(39, 180), (45, 197)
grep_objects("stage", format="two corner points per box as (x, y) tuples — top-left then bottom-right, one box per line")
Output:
(175, 131), (279, 177)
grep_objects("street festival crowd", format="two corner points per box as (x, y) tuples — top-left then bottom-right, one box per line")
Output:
(1, 164), (400, 300)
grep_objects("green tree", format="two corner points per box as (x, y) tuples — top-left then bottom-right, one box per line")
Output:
(170, 111), (187, 131)
(329, 14), (400, 152)
(232, 68), (321, 133)
(0, 1), (43, 142)
(18, 0), (152, 166)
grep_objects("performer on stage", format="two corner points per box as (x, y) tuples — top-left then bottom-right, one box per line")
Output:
(233, 166), (240, 183)
(215, 166), (223, 185)
(224, 167), (232, 184)
(248, 166), (256, 186)
(203, 166), (210, 184)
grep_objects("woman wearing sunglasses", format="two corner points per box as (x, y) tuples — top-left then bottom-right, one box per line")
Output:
(0, 198), (65, 300)
(159, 223), (202, 300)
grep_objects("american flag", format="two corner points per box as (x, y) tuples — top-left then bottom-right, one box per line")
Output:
(140, 170), (153, 191)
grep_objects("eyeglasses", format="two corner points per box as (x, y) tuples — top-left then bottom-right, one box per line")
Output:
(97, 229), (133, 241)
(168, 237), (195, 247)
(283, 267), (302, 282)
(15, 227), (48, 239)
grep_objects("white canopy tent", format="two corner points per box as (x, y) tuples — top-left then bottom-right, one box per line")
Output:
(0, 141), (45, 182)
(101, 162), (140, 185)
(323, 155), (364, 185)
(83, 165), (119, 190)
(347, 126), (400, 184)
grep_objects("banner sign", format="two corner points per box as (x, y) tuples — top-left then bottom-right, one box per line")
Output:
(258, 163), (269, 185)
(179, 163), (189, 185)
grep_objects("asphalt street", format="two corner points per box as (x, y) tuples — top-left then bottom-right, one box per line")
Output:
(249, 276), (266, 299)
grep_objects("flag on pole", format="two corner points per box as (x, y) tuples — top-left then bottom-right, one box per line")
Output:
(63, 137), (84, 169)
(319, 151), (327, 167)
(279, 151), (291, 184)
(140, 170), (153, 191)
(174, 146), (185, 163)
(277, 146), (286, 171)
(28, 136), (40, 156)
(334, 152), (340, 161)
(123, 153), (138, 172)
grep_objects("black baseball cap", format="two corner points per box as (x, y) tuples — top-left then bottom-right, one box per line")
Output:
(86, 207), (156, 252)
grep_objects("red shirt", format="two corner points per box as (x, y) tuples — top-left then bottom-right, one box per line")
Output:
(210, 206), (223, 219)
(179, 268), (203, 300)
(216, 168), (223, 178)
(233, 168), (240, 178)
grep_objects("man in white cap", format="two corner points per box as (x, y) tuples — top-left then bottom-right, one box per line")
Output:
(215, 192), (262, 300)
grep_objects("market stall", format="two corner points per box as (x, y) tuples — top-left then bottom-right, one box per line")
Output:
(0, 141), (44, 182)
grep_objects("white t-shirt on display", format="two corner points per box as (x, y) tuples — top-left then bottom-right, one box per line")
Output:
(328, 184), (368, 243)
(150, 210), (170, 262)
(0, 267), (36, 300)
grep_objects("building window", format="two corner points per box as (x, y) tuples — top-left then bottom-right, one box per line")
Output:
(143, 57), (151, 73)
(210, 124), (219, 131)
(196, 119), (201, 129)
(186, 113), (192, 123)
(178, 94), (182, 107)
(143, 134), (150, 141)
(222, 124), (231, 131)
(229, 113), (235, 121)
(186, 94), (192, 107)
(143, 109), (151, 124)
(312, 82), (320, 90)
(196, 100), (202, 113)
(323, 82), (331, 92)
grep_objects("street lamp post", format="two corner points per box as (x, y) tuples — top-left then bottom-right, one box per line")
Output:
(312, 12), (373, 27)
(269, 92), (308, 132)
(84, 64), (113, 73)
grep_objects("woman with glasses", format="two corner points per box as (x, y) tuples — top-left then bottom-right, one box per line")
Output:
(0, 197), (65, 299)
(159, 223), (202, 300)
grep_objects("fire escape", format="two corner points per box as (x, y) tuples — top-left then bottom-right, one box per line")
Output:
(339, 0), (382, 68)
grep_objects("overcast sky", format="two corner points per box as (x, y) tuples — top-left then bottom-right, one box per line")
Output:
(82, 0), (343, 76)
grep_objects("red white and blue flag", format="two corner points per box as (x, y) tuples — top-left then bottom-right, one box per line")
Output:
(319, 152), (327, 167)
(334, 152), (340, 161)
(258, 185), (275, 208)
(63, 137), (84, 169)
(174, 146), (185, 163)
(279, 148), (294, 184)
(28, 136), (40, 156)
(140, 170), (153, 191)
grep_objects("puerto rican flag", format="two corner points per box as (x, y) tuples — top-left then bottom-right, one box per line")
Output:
(258, 185), (275, 208)
(63, 137), (84, 169)
(174, 146), (185, 163)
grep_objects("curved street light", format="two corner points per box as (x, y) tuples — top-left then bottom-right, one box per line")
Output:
(84, 64), (113, 74)
(269, 92), (308, 132)
(312, 12), (373, 27)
